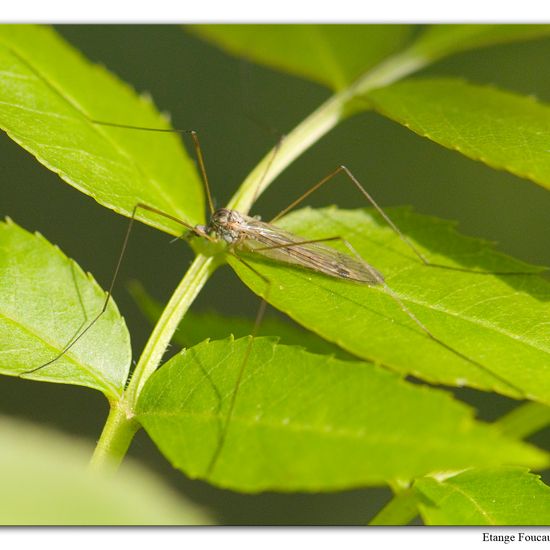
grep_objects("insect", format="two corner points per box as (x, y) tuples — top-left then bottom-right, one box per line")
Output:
(195, 207), (383, 284)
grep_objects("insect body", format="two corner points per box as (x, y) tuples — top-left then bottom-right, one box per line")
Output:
(194, 207), (384, 285)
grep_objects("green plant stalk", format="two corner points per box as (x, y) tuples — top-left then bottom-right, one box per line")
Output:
(495, 402), (550, 439)
(91, 253), (218, 468)
(124, 253), (218, 405)
(368, 487), (420, 525)
(90, 46), (430, 470)
(89, 398), (140, 471)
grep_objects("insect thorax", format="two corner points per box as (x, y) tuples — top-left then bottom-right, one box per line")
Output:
(209, 208), (246, 244)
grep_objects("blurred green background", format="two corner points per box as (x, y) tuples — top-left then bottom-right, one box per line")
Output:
(1, 25), (549, 524)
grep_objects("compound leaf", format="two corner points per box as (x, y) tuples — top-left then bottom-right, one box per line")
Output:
(191, 24), (550, 92)
(409, 24), (550, 64)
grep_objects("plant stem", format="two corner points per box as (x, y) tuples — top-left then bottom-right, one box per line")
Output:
(125, 253), (218, 406)
(91, 253), (218, 471)
(494, 402), (550, 440)
(368, 487), (420, 526)
(89, 398), (140, 471)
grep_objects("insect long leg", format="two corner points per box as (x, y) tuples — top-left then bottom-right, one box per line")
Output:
(205, 251), (271, 478)
(270, 165), (529, 276)
(20, 203), (198, 377)
(252, 234), (525, 397)
(92, 120), (216, 216)
(270, 165), (429, 263)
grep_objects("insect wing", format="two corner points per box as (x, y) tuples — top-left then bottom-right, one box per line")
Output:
(236, 217), (382, 285)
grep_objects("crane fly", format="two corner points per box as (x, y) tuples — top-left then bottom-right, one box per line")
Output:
(193, 207), (383, 285)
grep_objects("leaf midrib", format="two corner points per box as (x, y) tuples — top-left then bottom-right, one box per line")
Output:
(304, 26), (346, 89)
(0, 309), (121, 397)
(254, 262), (550, 359)
(138, 408), (522, 460)
(429, 479), (498, 524)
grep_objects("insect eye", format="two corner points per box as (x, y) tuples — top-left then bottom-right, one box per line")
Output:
(212, 209), (228, 223)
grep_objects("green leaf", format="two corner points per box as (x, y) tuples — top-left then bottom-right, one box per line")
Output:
(0, 25), (204, 234)
(0, 416), (210, 525)
(367, 78), (550, 191)
(410, 24), (550, 63)
(0, 219), (131, 398)
(190, 25), (412, 90)
(127, 280), (350, 358)
(227, 206), (550, 403)
(415, 467), (550, 525)
(190, 25), (550, 95)
(136, 337), (547, 493)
